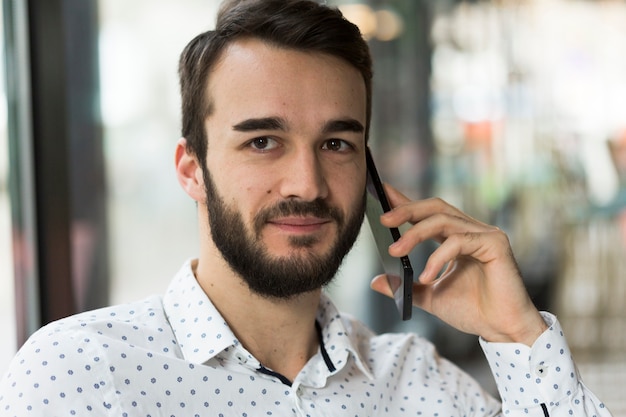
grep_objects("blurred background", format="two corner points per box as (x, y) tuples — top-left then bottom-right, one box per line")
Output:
(1, 0), (625, 414)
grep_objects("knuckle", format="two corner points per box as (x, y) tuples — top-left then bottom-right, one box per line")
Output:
(462, 231), (479, 243)
(430, 197), (446, 205)
(491, 227), (510, 242)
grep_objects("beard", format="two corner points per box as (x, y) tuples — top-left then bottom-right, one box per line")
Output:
(202, 166), (365, 299)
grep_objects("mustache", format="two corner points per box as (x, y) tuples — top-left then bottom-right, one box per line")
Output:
(254, 199), (343, 232)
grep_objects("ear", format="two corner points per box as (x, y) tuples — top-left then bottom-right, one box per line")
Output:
(175, 138), (205, 202)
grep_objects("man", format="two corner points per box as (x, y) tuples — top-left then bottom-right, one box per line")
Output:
(0, 1), (612, 416)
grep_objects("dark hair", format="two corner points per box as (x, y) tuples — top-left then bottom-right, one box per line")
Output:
(178, 0), (373, 164)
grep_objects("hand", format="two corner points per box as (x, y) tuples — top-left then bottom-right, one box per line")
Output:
(370, 184), (547, 346)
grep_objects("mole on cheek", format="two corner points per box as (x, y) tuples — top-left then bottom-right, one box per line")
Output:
(266, 190), (272, 194)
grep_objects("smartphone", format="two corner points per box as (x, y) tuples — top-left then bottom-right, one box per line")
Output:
(365, 146), (413, 321)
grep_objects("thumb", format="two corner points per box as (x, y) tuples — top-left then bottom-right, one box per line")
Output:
(372, 274), (432, 312)
(370, 275), (394, 298)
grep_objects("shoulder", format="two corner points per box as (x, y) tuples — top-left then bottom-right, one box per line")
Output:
(31, 295), (168, 345)
(4, 295), (174, 383)
(0, 296), (175, 415)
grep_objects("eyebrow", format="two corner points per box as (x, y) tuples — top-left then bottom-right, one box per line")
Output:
(232, 117), (364, 135)
(322, 119), (365, 135)
(232, 117), (287, 132)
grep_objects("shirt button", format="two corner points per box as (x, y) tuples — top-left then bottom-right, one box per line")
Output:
(535, 365), (548, 377)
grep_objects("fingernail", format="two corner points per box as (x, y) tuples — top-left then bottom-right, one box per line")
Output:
(389, 241), (400, 251)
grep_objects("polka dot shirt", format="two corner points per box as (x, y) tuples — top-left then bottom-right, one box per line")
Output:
(0, 260), (611, 416)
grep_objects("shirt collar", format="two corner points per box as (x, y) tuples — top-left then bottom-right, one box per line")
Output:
(163, 259), (241, 365)
(163, 259), (374, 380)
(317, 292), (375, 380)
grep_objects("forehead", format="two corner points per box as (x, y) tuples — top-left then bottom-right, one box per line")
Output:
(206, 38), (367, 124)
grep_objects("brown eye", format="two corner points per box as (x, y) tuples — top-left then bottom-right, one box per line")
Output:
(323, 139), (349, 152)
(249, 137), (278, 151)
(253, 137), (269, 149)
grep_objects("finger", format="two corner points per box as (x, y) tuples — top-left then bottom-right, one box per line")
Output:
(387, 212), (495, 257)
(418, 234), (474, 284)
(371, 275), (436, 317)
(381, 197), (471, 229)
(370, 274), (394, 298)
(418, 231), (500, 284)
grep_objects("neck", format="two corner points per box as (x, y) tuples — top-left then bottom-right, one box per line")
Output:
(193, 255), (321, 382)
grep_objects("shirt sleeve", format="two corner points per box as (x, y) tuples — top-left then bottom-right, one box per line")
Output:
(479, 312), (613, 417)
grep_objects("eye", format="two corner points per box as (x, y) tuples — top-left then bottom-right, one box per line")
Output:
(322, 139), (353, 152)
(248, 136), (279, 151)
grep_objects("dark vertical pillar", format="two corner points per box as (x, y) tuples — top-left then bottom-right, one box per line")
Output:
(4, 0), (107, 345)
(63, 0), (109, 313)
(3, 0), (41, 345)
(27, 0), (76, 325)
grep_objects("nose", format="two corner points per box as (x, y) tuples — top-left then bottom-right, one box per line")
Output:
(279, 148), (329, 201)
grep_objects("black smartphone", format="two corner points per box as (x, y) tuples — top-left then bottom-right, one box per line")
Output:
(365, 146), (413, 321)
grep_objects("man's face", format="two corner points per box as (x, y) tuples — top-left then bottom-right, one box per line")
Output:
(201, 38), (368, 299)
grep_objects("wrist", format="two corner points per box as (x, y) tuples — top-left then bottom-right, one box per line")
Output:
(484, 311), (548, 347)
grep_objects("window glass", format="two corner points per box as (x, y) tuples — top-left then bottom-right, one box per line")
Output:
(0, 4), (17, 374)
(0, 120), (13, 376)
(98, 1), (219, 303)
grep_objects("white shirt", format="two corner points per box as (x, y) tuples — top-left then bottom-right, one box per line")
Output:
(0, 260), (612, 416)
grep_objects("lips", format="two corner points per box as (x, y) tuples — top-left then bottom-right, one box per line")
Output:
(267, 216), (331, 232)
(253, 199), (342, 237)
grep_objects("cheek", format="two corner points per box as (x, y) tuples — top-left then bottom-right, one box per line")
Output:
(223, 171), (276, 211)
(332, 172), (366, 209)
(209, 157), (250, 194)
(238, 175), (272, 195)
